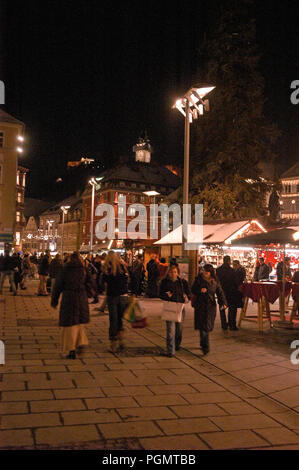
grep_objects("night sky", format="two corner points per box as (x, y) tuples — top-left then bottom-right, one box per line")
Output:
(0, 0), (299, 200)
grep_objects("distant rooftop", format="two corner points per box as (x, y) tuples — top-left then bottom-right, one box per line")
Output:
(0, 108), (24, 126)
(281, 162), (299, 179)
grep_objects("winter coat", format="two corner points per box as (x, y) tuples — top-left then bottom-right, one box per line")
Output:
(146, 259), (160, 297)
(102, 264), (129, 297)
(159, 276), (191, 303)
(38, 255), (50, 276)
(191, 275), (227, 332)
(51, 260), (92, 327)
(49, 258), (63, 279)
(0, 254), (17, 272)
(292, 270), (299, 283)
(216, 263), (242, 307)
(253, 263), (270, 281)
(233, 266), (246, 308)
(22, 257), (31, 274)
(276, 262), (292, 281)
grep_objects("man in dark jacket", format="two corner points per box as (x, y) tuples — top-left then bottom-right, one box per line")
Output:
(0, 250), (17, 295)
(146, 254), (160, 298)
(130, 255), (145, 296)
(216, 256), (240, 331)
(253, 257), (270, 281)
(276, 257), (292, 281)
(37, 250), (51, 296)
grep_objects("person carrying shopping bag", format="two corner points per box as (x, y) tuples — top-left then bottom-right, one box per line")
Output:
(191, 264), (227, 356)
(159, 265), (190, 357)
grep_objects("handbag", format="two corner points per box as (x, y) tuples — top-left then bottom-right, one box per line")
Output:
(161, 301), (184, 322)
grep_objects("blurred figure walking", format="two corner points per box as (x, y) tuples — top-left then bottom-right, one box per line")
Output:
(51, 252), (94, 359)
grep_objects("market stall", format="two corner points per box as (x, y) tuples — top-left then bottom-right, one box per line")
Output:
(154, 219), (267, 277)
(231, 228), (299, 328)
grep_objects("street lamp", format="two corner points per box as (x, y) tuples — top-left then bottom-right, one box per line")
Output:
(173, 83), (215, 278)
(89, 177), (104, 253)
(143, 190), (160, 231)
(47, 219), (54, 251)
(60, 206), (70, 254)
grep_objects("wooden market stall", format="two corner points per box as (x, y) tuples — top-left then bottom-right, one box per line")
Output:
(154, 219), (267, 278)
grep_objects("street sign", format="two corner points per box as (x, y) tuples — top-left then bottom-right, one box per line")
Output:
(0, 233), (14, 242)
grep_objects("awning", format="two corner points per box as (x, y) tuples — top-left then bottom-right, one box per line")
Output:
(154, 220), (267, 246)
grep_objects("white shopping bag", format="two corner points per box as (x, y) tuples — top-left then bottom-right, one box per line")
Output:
(161, 301), (184, 323)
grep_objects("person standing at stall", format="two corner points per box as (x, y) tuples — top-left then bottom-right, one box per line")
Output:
(277, 257), (292, 281)
(191, 264), (227, 355)
(216, 256), (240, 331)
(253, 257), (270, 281)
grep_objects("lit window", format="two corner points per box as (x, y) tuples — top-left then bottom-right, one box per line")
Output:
(16, 172), (20, 185)
(16, 211), (21, 222)
(17, 192), (22, 203)
(15, 232), (20, 245)
(22, 173), (26, 187)
(118, 206), (125, 215)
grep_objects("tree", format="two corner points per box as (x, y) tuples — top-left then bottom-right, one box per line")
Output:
(190, 0), (280, 219)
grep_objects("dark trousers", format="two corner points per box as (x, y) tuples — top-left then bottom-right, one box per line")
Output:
(199, 330), (210, 353)
(107, 296), (124, 341)
(220, 306), (237, 329)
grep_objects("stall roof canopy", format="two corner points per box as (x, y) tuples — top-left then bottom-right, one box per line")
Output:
(154, 220), (266, 246)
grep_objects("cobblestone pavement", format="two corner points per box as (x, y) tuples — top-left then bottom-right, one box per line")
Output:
(0, 280), (299, 450)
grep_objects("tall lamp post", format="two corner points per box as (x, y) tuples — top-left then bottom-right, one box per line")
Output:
(60, 206), (70, 254)
(89, 177), (104, 254)
(173, 84), (215, 280)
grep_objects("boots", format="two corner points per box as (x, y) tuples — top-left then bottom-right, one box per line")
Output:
(118, 330), (125, 351)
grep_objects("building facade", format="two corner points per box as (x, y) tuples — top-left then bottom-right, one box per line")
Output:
(80, 137), (181, 255)
(280, 163), (299, 219)
(0, 109), (25, 253)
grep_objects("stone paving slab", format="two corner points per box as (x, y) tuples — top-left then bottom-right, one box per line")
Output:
(199, 430), (269, 449)
(1, 284), (299, 450)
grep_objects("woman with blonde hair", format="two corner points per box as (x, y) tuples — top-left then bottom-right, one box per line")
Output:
(103, 251), (129, 352)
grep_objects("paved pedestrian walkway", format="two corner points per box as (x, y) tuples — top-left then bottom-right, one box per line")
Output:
(0, 280), (299, 450)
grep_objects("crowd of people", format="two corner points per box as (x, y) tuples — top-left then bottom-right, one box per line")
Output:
(1, 248), (299, 359)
